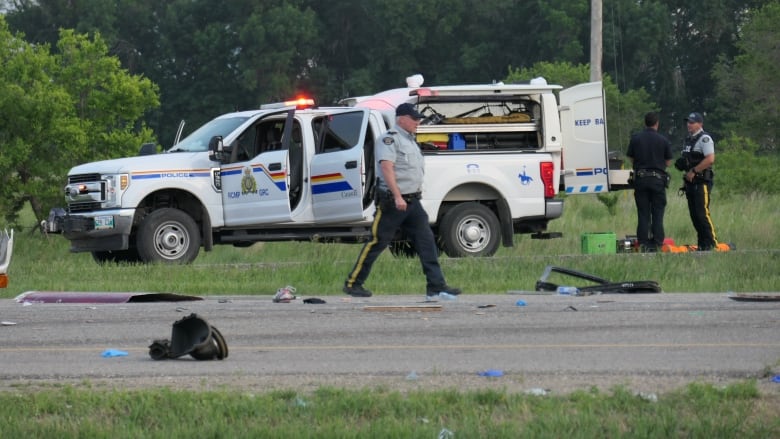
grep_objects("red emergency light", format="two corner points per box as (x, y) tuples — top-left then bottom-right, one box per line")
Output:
(284, 97), (315, 110)
(411, 88), (437, 97)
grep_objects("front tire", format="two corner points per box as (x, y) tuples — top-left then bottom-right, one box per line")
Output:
(438, 202), (501, 257)
(136, 208), (201, 264)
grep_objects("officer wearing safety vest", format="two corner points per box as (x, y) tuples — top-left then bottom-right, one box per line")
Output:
(675, 112), (718, 251)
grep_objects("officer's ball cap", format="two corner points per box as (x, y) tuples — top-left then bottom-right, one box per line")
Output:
(396, 103), (425, 120)
(684, 112), (704, 123)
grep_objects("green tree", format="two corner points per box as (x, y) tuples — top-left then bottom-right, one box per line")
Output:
(0, 17), (159, 227)
(0, 17), (77, 226)
(238, 0), (319, 103)
(713, 1), (780, 152)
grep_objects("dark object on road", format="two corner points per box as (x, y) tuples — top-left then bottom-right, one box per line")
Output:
(15, 291), (203, 304)
(303, 298), (326, 304)
(728, 293), (780, 302)
(535, 266), (662, 294)
(149, 313), (228, 360)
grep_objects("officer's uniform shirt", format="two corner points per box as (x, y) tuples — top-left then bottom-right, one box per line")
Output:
(683, 129), (715, 168)
(375, 124), (424, 195)
(626, 127), (673, 173)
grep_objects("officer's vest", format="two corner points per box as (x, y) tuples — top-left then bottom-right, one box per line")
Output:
(682, 131), (709, 169)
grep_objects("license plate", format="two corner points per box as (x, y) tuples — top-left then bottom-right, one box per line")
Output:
(94, 215), (115, 230)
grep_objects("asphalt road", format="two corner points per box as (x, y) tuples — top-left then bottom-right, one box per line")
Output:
(1, 292), (779, 395)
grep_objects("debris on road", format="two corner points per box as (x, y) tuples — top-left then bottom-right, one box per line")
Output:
(535, 265), (662, 294)
(363, 305), (442, 312)
(273, 286), (297, 303)
(728, 293), (780, 302)
(101, 349), (128, 358)
(15, 291), (203, 304)
(477, 369), (504, 377)
(149, 313), (228, 361)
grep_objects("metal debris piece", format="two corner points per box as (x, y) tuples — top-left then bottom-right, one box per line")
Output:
(728, 293), (780, 302)
(15, 291), (203, 304)
(535, 265), (662, 294)
(363, 305), (442, 312)
(149, 313), (228, 361)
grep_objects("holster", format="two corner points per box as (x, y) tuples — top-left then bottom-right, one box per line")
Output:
(690, 169), (714, 183)
(635, 169), (670, 188)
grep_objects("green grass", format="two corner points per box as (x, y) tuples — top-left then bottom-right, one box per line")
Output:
(0, 382), (777, 438)
(2, 192), (778, 298)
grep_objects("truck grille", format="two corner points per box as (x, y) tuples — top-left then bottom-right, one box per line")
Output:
(68, 173), (101, 184)
(68, 202), (102, 213)
(66, 173), (105, 212)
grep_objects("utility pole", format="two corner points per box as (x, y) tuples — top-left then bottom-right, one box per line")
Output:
(590, 0), (603, 82)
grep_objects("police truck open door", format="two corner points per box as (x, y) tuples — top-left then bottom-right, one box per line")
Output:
(558, 82), (610, 194)
(309, 109), (370, 223)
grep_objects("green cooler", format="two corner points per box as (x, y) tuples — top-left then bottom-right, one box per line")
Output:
(581, 233), (617, 254)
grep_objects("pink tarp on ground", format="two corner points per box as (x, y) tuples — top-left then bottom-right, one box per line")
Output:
(15, 291), (203, 304)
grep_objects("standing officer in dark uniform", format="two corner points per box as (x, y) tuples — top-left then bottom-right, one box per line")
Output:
(675, 112), (718, 250)
(343, 103), (461, 298)
(627, 112), (673, 251)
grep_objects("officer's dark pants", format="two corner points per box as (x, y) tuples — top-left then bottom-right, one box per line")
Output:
(345, 196), (446, 291)
(685, 180), (717, 250)
(633, 176), (667, 249)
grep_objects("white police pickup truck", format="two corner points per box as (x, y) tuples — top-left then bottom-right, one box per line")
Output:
(44, 77), (627, 264)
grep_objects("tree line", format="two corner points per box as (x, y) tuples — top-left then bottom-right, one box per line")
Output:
(1, 0), (779, 225)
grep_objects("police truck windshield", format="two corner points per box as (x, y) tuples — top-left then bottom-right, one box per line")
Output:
(168, 116), (250, 152)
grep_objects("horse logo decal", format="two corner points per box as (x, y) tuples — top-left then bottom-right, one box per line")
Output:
(518, 166), (533, 185)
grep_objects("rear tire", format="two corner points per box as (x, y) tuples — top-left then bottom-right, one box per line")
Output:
(136, 208), (201, 264)
(438, 202), (501, 257)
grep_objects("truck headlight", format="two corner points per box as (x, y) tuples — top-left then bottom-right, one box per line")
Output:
(103, 174), (129, 208)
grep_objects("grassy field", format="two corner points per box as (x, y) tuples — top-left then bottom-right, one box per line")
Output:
(1, 191), (778, 298)
(2, 192), (779, 437)
(0, 382), (778, 438)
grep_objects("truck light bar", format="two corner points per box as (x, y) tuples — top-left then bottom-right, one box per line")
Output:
(261, 98), (315, 110)
(285, 98), (315, 109)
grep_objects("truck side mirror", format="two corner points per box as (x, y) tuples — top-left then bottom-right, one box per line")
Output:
(139, 143), (157, 156)
(208, 136), (226, 162)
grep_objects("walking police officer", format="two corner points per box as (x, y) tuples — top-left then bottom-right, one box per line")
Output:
(343, 103), (461, 298)
(627, 112), (673, 251)
(676, 112), (718, 250)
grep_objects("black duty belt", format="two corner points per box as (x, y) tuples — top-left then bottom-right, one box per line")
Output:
(381, 191), (422, 202)
(401, 192), (421, 202)
(636, 169), (666, 180)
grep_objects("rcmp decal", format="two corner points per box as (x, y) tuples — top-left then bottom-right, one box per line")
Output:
(241, 167), (258, 194)
(131, 169), (212, 180)
(221, 164), (287, 197)
(575, 167), (607, 177)
(311, 172), (354, 195)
